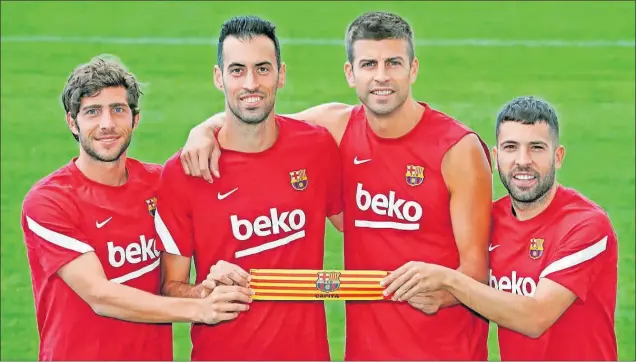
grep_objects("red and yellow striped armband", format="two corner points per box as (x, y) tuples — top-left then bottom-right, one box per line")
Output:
(249, 269), (390, 301)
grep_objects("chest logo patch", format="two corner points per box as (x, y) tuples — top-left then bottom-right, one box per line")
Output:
(146, 197), (157, 217)
(529, 238), (544, 259)
(405, 165), (425, 186)
(290, 169), (308, 191)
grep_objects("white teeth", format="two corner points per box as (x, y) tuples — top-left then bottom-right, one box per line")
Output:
(243, 97), (261, 104)
(373, 90), (393, 95)
(514, 175), (535, 180)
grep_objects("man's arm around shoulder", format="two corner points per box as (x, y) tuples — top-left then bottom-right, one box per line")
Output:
(181, 103), (353, 181)
(284, 102), (352, 145)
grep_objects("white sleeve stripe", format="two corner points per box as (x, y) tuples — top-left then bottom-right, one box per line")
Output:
(26, 216), (94, 253)
(154, 209), (182, 256)
(110, 259), (160, 284)
(539, 235), (608, 279)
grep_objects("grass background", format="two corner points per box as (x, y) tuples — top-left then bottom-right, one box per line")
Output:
(1, 1), (634, 360)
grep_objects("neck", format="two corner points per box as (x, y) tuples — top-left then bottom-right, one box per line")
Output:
(218, 112), (278, 153)
(365, 97), (424, 138)
(75, 152), (128, 186)
(512, 183), (560, 221)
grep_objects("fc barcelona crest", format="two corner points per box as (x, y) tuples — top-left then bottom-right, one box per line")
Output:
(146, 197), (157, 217)
(529, 238), (544, 259)
(316, 271), (341, 293)
(289, 169), (308, 191)
(405, 165), (425, 186)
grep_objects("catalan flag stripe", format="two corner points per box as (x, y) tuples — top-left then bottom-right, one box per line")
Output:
(249, 282), (383, 289)
(251, 295), (388, 301)
(250, 276), (384, 282)
(251, 269), (388, 276)
(251, 272), (387, 278)
(250, 269), (390, 301)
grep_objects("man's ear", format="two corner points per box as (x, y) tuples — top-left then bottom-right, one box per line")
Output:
(66, 112), (79, 138)
(214, 65), (224, 91)
(344, 62), (355, 88)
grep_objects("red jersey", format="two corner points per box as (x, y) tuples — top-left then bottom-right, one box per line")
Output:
(490, 185), (618, 361)
(20, 158), (173, 361)
(154, 116), (342, 361)
(340, 103), (490, 360)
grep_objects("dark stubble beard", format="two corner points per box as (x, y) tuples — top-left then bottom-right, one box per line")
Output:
(226, 79), (278, 125)
(227, 98), (274, 125)
(498, 160), (556, 210)
(359, 87), (408, 117)
(77, 121), (132, 163)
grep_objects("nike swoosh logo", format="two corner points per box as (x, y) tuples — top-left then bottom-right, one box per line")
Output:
(489, 244), (500, 252)
(96, 217), (113, 228)
(218, 187), (238, 200)
(353, 157), (371, 165)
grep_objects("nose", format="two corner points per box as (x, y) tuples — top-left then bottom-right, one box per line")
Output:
(515, 147), (533, 167)
(98, 112), (116, 130)
(373, 65), (390, 84)
(243, 70), (258, 92)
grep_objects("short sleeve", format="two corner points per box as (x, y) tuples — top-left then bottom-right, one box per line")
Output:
(540, 214), (617, 302)
(154, 153), (195, 258)
(323, 131), (343, 216)
(21, 189), (94, 278)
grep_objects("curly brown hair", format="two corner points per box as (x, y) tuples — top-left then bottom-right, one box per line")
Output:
(61, 54), (142, 141)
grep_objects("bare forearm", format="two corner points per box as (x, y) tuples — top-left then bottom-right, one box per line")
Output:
(162, 280), (207, 298)
(436, 261), (488, 309)
(91, 281), (201, 323)
(444, 270), (540, 337)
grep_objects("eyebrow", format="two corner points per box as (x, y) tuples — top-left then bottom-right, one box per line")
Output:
(227, 61), (273, 68)
(358, 56), (405, 65)
(529, 141), (549, 146)
(81, 103), (128, 111)
(501, 140), (549, 146)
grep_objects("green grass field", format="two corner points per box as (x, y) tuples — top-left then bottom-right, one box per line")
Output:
(1, 1), (634, 360)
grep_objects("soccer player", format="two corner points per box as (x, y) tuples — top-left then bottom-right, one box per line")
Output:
(381, 96), (618, 361)
(20, 55), (252, 361)
(179, 12), (492, 361)
(153, 16), (342, 360)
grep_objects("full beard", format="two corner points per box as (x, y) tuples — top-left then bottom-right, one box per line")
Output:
(499, 165), (556, 209)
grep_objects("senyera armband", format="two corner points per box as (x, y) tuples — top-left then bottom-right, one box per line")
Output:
(249, 269), (391, 301)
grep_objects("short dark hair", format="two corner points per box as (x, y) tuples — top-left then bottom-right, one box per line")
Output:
(495, 96), (560, 143)
(217, 16), (281, 71)
(345, 11), (415, 64)
(61, 54), (142, 141)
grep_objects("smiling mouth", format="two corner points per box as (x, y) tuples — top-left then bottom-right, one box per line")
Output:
(513, 173), (536, 181)
(511, 172), (539, 188)
(371, 89), (395, 96)
(95, 136), (120, 143)
(240, 95), (264, 106)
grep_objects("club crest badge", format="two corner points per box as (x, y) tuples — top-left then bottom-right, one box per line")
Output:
(289, 169), (308, 191)
(146, 197), (157, 217)
(316, 271), (341, 293)
(529, 238), (544, 259)
(405, 165), (425, 186)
